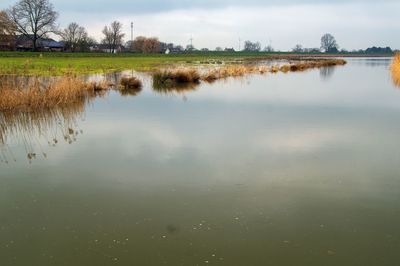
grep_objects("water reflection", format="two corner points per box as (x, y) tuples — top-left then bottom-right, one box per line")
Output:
(0, 100), (86, 163)
(119, 86), (142, 97)
(2, 58), (400, 266)
(319, 66), (336, 80)
(152, 81), (199, 96)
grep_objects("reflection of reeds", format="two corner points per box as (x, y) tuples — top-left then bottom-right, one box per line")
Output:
(0, 101), (87, 163)
(153, 81), (198, 95)
(0, 75), (111, 163)
(391, 54), (400, 87)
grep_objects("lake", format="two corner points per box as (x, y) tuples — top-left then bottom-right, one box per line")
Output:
(1, 58), (400, 265)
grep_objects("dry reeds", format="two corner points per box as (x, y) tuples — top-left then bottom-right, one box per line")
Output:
(153, 69), (201, 89)
(201, 65), (269, 82)
(199, 59), (347, 82)
(119, 76), (143, 96)
(120, 76), (143, 90)
(0, 76), (110, 112)
(85, 80), (111, 92)
(391, 53), (400, 87)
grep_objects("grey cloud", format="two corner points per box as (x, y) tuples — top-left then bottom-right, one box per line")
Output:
(25, 0), (400, 14)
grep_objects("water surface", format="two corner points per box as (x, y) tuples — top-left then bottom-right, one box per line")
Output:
(1, 58), (400, 265)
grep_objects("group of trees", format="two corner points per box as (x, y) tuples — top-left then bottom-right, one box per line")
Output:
(0, 0), (170, 53)
(244, 41), (262, 52)
(130, 36), (161, 53)
(292, 34), (340, 53)
(101, 21), (125, 53)
(0, 0), (125, 52)
(61, 22), (96, 52)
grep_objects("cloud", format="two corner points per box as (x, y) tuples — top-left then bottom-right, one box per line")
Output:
(1, 0), (399, 50)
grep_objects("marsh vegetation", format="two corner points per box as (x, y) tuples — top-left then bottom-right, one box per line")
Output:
(0, 75), (109, 112)
(391, 53), (400, 87)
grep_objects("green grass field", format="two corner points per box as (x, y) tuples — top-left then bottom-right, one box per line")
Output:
(0, 51), (393, 76)
(0, 52), (275, 75)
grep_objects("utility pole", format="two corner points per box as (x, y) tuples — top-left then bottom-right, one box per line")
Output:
(131, 22), (134, 43)
(189, 35), (193, 48)
(239, 37), (241, 51)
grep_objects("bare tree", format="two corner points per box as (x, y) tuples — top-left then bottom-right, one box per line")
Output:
(78, 36), (97, 52)
(321, 33), (339, 53)
(0, 10), (16, 50)
(7, 0), (58, 51)
(292, 44), (303, 53)
(244, 41), (261, 52)
(61, 22), (88, 52)
(102, 21), (125, 53)
(0, 10), (16, 35)
(264, 45), (274, 52)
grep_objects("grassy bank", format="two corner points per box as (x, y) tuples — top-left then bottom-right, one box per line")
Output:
(0, 52), (271, 76)
(0, 51), (387, 76)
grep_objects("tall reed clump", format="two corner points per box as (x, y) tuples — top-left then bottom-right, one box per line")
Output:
(391, 53), (400, 87)
(119, 76), (143, 96)
(120, 76), (142, 90)
(0, 76), (109, 112)
(153, 69), (201, 89)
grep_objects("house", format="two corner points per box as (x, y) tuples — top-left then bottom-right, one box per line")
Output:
(224, 48), (235, 52)
(91, 44), (124, 53)
(0, 34), (16, 51)
(40, 39), (64, 52)
(15, 35), (65, 51)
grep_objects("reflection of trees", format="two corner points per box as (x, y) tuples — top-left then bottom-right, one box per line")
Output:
(319, 67), (336, 80)
(0, 102), (86, 163)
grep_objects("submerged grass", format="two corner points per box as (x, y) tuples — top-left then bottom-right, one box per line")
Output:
(391, 54), (400, 87)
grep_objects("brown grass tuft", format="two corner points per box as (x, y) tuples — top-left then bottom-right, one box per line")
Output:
(391, 54), (400, 87)
(120, 76), (143, 90)
(153, 68), (201, 89)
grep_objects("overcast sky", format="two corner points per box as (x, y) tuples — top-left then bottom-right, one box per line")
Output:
(1, 0), (399, 50)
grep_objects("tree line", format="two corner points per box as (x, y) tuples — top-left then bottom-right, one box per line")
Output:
(0, 0), (165, 52)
